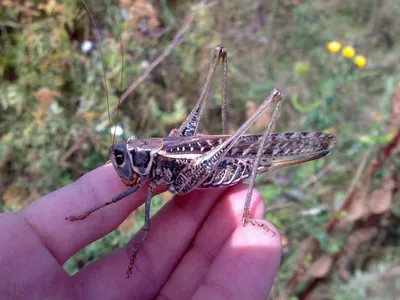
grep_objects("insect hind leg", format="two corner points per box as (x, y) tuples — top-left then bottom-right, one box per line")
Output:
(169, 45), (229, 137)
(171, 89), (282, 195)
(247, 219), (276, 237)
(241, 90), (283, 233)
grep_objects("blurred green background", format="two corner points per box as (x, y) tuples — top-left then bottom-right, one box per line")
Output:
(1, 0), (399, 298)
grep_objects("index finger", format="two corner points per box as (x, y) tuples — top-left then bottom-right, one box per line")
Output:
(17, 164), (164, 264)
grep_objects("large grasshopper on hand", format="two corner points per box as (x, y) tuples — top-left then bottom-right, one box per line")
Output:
(66, 46), (336, 278)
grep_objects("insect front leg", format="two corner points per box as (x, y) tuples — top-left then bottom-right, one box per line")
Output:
(126, 181), (155, 278)
(65, 185), (140, 221)
(169, 45), (229, 137)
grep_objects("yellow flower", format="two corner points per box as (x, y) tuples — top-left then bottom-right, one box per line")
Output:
(327, 41), (342, 53)
(354, 55), (367, 68)
(342, 46), (355, 58)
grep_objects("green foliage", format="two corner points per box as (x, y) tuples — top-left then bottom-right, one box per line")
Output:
(1, 0), (399, 298)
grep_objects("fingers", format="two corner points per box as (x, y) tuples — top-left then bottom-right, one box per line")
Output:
(16, 163), (281, 300)
(191, 188), (281, 299)
(71, 186), (231, 299)
(17, 164), (164, 264)
(0, 213), (74, 299)
(158, 184), (278, 299)
(192, 225), (281, 300)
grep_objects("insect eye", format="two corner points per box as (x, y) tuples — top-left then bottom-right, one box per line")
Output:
(114, 150), (125, 166)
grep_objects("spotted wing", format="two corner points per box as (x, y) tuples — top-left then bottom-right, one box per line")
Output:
(162, 132), (335, 159)
(160, 132), (335, 188)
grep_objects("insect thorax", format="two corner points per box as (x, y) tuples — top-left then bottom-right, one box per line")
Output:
(126, 138), (164, 177)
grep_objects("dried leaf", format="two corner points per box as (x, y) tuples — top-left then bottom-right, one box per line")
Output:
(307, 253), (333, 278)
(336, 255), (350, 280)
(390, 82), (400, 128)
(369, 178), (395, 214)
(35, 88), (61, 108)
(81, 112), (99, 122)
(294, 238), (315, 267)
(348, 227), (377, 252)
(127, 0), (159, 30)
(345, 185), (369, 222)
(344, 162), (374, 222)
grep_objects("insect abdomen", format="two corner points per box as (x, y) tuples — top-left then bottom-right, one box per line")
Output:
(200, 158), (257, 188)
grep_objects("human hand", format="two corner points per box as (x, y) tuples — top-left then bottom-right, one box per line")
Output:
(0, 164), (281, 299)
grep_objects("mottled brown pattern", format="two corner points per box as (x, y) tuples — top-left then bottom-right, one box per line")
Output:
(152, 132), (335, 189)
(162, 132), (335, 158)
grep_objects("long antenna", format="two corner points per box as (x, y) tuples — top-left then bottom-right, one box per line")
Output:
(80, 0), (113, 145)
(111, 17), (124, 147)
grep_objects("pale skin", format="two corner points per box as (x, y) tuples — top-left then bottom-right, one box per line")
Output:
(0, 164), (281, 299)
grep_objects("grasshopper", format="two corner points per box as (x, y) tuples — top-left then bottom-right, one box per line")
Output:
(66, 45), (336, 278)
